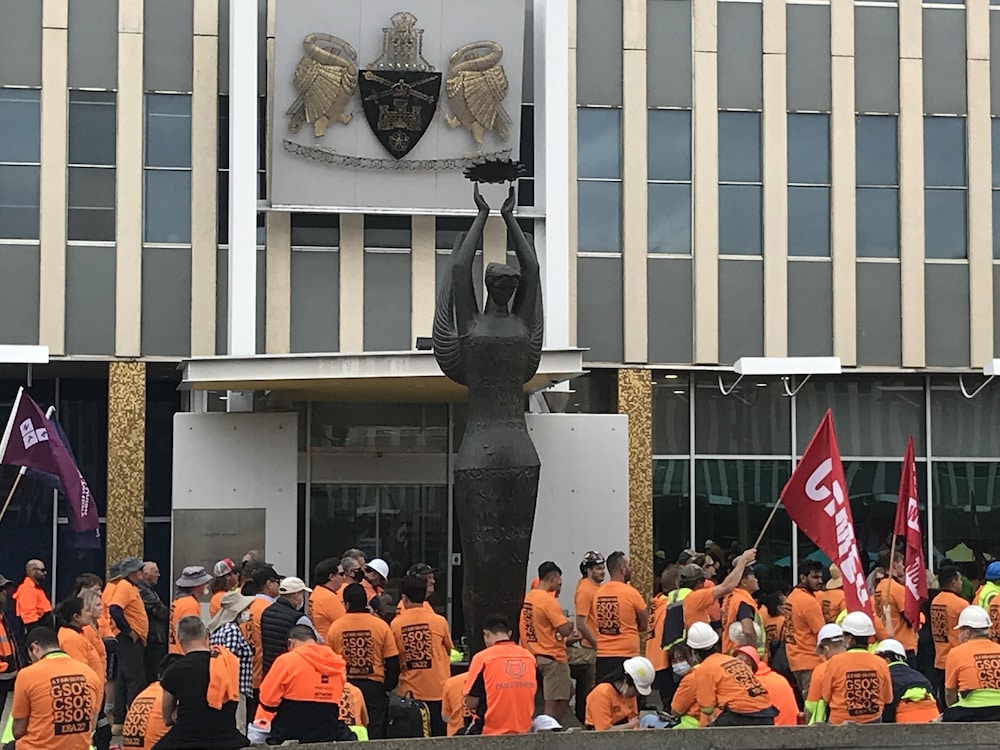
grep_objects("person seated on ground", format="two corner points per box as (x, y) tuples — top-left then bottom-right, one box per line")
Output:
(254, 625), (354, 745)
(665, 641), (703, 729)
(152, 615), (248, 750)
(338, 681), (370, 741)
(733, 646), (798, 726)
(943, 605), (1000, 722)
(584, 656), (654, 730)
(805, 623), (845, 724)
(442, 671), (473, 736)
(874, 639), (939, 723)
(124, 654), (182, 750)
(817, 612), (892, 726)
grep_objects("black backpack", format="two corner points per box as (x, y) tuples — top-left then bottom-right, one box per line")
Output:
(386, 692), (431, 738)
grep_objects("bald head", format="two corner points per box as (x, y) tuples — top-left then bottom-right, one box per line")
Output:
(26, 560), (46, 584)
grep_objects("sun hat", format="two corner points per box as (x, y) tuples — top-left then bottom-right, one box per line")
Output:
(956, 605), (991, 630)
(623, 656), (655, 696)
(213, 558), (236, 577)
(686, 621), (719, 650)
(841, 612), (876, 637)
(176, 566), (213, 589)
(875, 639), (906, 659)
(815, 623), (844, 653)
(366, 558), (389, 580)
(0, 574), (12, 589)
(207, 590), (256, 632)
(107, 560), (123, 582)
(826, 564), (843, 590)
(119, 557), (143, 577)
(278, 576), (312, 595)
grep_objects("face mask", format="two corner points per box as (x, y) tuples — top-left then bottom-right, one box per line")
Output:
(351, 569), (364, 582)
(672, 661), (691, 677)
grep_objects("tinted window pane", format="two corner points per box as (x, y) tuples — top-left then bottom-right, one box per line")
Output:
(856, 187), (899, 258)
(718, 2), (763, 109)
(578, 181), (621, 253)
(788, 114), (830, 185)
(647, 183), (691, 254)
(788, 186), (830, 257)
(695, 374), (790, 454)
(924, 188), (967, 259)
(718, 184), (761, 255)
(68, 92), (115, 166)
(68, 167), (114, 209)
(578, 108), (621, 179)
(994, 191), (1000, 259)
(144, 170), (191, 243)
(145, 95), (192, 168)
(290, 214), (340, 247)
(856, 116), (898, 186)
(0, 164), (39, 239)
(924, 116), (966, 186)
(364, 215), (410, 249)
(647, 109), (691, 181)
(719, 112), (761, 183)
(993, 119), (1000, 187)
(0, 89), (40, 163)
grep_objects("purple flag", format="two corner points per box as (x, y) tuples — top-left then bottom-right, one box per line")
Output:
(0, 388), (98, 535)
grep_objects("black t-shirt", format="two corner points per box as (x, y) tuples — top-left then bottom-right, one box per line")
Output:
(154, 651), (247, 750)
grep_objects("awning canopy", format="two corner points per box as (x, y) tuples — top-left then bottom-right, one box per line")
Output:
(178, 349), (586, 402)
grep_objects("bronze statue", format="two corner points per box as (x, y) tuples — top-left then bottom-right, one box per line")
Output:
(433, 184), (543, 653)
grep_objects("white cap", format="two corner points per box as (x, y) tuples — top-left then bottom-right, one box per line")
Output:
(841, 611), (876, 637)
(623, 656), (655, 696)
(531, 715), (562, 732)
(367, 558), (389, 580)
(956, 605), (991, 630)
(686, 621), (719, 650)
(875, 639), (906, 659)
(815, 623), (844, 652)
(277, 576), (312, 595)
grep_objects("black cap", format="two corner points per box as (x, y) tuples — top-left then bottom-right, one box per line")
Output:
(251, 565), (280, 587)
(406, 563), (436, 576)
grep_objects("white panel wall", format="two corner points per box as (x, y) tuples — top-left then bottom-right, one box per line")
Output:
(525, 413), (630, 615)
(172, 412), (299, 576)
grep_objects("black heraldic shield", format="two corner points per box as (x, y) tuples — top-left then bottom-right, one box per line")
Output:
(358, 70), (442, 159)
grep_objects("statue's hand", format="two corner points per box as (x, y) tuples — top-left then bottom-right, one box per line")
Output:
(473, 184), (490, 213)
(501, 186), (516, 217)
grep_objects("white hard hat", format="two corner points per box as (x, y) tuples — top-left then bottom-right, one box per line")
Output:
(727, 621), (762, 647)
(956, 605), (991, 630)
(875, 639), (906, 659)
(366, 558), (389, 580)
(686, 621), (719, 650)
(841, 611), (876, 637)
(623, 656), (655, 696)
(815, 623), (844, 652)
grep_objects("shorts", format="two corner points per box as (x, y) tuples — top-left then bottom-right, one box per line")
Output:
(103, 637), (117, 681)
(536, 655), (572, 701)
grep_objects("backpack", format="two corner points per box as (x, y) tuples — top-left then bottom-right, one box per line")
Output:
(661, 588), (692, 650)
(386, 692), (431, 738)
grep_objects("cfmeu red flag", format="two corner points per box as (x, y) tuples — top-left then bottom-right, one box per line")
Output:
(0, 388), (98, 534)
(895, 436), (927, 626)
(780, 409), (873, 616)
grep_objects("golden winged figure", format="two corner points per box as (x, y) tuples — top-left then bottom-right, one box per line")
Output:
(286, 33), (358, 138)
(445, 41), (511, 145)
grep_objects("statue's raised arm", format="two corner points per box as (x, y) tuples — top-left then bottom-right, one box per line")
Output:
(501, 187), (543, 382)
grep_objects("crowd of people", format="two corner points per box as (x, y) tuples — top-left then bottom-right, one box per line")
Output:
(2, 540), (1000, 748)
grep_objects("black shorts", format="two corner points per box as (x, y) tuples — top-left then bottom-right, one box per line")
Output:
(103, 636), (117, 681)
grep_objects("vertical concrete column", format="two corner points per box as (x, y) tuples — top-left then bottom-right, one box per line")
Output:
(693, 0), (719, 364)
(339, 214), (364, 353)
(106, 362), (146, 566)
(622, 0), (648, 364)
(411, 216), (436, 341)
(899, 0), (926, 367)
(567, 0), (578, 347)
(190, 0), (219, 356)
(967, 0), (993, 366)
(265, 212), (291, 353)
(39, 0), (68, 355)
(830, 0), (857, 366)
(762, 0), (788, 357)
(115, 0), (144, 357)
(617, 368), (653, 599)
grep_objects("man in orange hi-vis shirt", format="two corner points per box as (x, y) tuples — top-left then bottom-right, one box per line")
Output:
(588, 551), (648, 683)
(783, 559), (826, 698)
(520, 562), (573, 722)
(13, 559), (53, 633)
(209, 559), (239, 619)
(931, 566), (967, 708)
(168, 567), (212, 656)
(307, 558), (348, 637)
(817, 565), (846, 624)
(464, 614), (536, 735)
(441, 672), (472, 735)
(109, 557), (149, 725)
(681, 549), (757, 630)
(819, 612), (893, 725)
(874, 552), (919, 660)
(0, 573), (20, 716)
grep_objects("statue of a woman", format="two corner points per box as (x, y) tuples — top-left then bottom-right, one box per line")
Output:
(433, 185), (543, 653)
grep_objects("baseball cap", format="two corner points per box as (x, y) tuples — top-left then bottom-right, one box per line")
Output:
(986, 562), (1000, 582)
(406, 563), (436, 576)
(531, 715), (563, 732)
(367, 558), (389, 580)
(251, 565), (281, 587)
(278, 576), (311, 595)
(213, 558), (236, 577)
(875, 639), (906, 659)
(841, 612), (876, 637)
(956, 605), (991, 630)
(815, 623), (843, 653)
(679, 563), (705, 583)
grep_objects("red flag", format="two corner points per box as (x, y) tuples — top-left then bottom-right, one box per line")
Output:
(894, 435), (928, 626)
(780, 409), (873, 616)
(0, 388), (98, 534)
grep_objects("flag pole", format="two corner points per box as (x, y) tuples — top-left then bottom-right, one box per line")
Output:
(753, 497), (785, 549)
(0, 466), (26, 526)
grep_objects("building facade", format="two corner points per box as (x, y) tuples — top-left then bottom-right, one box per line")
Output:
(1, 0), (1000, 615)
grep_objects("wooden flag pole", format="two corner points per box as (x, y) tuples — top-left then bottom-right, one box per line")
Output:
(753, 498), (785, 549)
(0, 468), (25, 526)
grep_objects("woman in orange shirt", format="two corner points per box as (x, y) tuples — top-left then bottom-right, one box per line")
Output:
(56, 596), (104, 677)
(667, 643), (703, 728)
(584, 656), (655, 730)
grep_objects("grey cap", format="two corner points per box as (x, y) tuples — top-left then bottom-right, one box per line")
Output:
(108, 561), (123, 581)
(679, 563), (705, 583)
(119, 557), (143, 576)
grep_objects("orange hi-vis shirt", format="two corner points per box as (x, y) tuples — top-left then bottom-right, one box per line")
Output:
(784, 586), (825, 672)
(670, 667), (704, 725)
(82, 626), (106, 681)
(806, 659), (830, 705)
(11, 651), (103, 750)
(575, 577), (601, 647)
(13, 578), (52, 626)
(820, 648), (893, 725)
(875, 578), (918, 652)
(931, 590), (968, 670)
(464, 639), (536, 735)
(759, 606), (786, 647)
(248, 595), (272, 689)
(520, 589), (570, 663)
(58, 626), (103, 680)
(98, 581), (118, 639)
(695, 652), (772, 715)
(339, 681), (369, 727)
(110, 578), (149, 644)
(756, 664), (798, 726)
(256, 642), (347, 722)
(392, 605), (454, 701)
(309, 584), (347, 637)
(721, 588), (760, 654)
(394, 600), (435, 617)
(123, 681), (170, 749)
(944, 637), (1000, 694)
(442, 672), (473, 736)
(817, 589), (846, 625)
(646, 593), (669, 670)
(682, 587), (717, 629)
(327, 611), (399, 683)
(168, 593), (202, 655)
(589, 580), (646, 657)
(585, 682), (638, 730)
(209, 590), (229, 619)
(0, 614), (15, 673)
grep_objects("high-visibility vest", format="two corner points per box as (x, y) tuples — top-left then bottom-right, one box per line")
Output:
(661, 588), (693, 650)
(978, 582), (1000, 641)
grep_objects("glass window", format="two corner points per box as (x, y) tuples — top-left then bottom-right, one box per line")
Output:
(652, 376), (690, 455)
(694, 375), (790, 455)
(931, 378), (1000, 457)
(364, 215), (410, 249)
(932, 462), (1000, 565)
(578, 108), (621, 179)
(578, 181), (621, 252)
(994, 191), (1000, 259)
(290, 214), (339, 247)
(144, 170), (191, 243)
(68, 92), (115, 166)
(856, 116), (898, 187)
(788, 186), (830, 257)
(653, 459), (690, 572)
(0, 164), (40, 239)
(924, 116), (966, 187)
(145, 94), (192, 169)
(647, 183), (691, 254)
(718, 184), (762, 255)
(310, 402), (448, 452)
(647, 110), (691, 181)
(718, 112), (761, 183)
(435, 217), (473, 251)
(924, 188), (967, 259)
(856, 187), (900, 258)
(68, 167), (115, 241)
(992, 118), (1000, 187)
(0, 89), (40, 163)
(787, 114), (830, 185)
